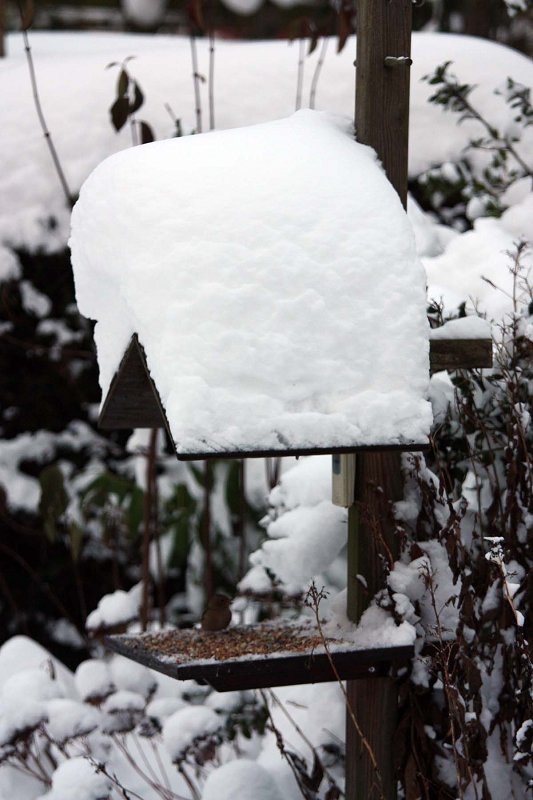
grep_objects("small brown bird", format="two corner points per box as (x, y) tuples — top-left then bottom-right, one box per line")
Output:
(201, 593), (232, 632)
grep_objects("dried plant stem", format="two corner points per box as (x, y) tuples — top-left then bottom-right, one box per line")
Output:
(150, 739), (173, 796)
(189, 34), (203, 133)
(267, 689), (344, 796)
(19, 21), (74, 208)
(295, 37), (306, 111)
(238, 459), (246, 580)
(177, 763), (201, 800)
(309, 37), (328, 109)
(204, 460), (214, 600)
(425, 571), (479, 800)
(306, 583), (386, 800)
(208, 31), (215, 131)
(113, 735), (185, 800)
(259, 689), (322, 799)
(141, 429), (158, 631)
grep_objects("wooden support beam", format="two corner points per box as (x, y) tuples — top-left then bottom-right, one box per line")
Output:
(429, 337), (492, 373)
(355, 0), (412, 208)
(347, 1), (413, 798)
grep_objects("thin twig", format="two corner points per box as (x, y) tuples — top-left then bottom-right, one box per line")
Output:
(204, 460), (213, 600)
(208, 31), (215, 131)
(238, 459), (246, 580)
(295, 37), (306, 111)
(305, 583), (386, 800)
(141, 429), (158, 630)
(309, 37), (328, 109)
(189, 34), (203, 133)
(19, 15), (74, 207)
(267, 689), (345, 796)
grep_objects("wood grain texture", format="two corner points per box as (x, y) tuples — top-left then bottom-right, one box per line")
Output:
(355, 0), (412, 207)
(430, 338), (492, 373)
(346, 453), (404, 800)
(99, 335), (168, 430)
(349, 1), (413, 796)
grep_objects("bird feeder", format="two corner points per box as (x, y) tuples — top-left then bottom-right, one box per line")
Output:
(71, 109), (491, 694)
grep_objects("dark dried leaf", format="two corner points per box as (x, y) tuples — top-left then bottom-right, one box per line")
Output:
(309, 752), (324, 792)
(404, 753), (420, 800)
(138, 121), (154, 144)
(187, 0), (205, 32)
(130, 81), (144, 115)
(110, 96), (130, 132)
(117, 68), (129, 98)
(336, 8), (352, 53)
(18, 0), (34, 30)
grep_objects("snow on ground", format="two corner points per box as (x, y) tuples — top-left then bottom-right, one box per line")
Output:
(202, 760), (284, 800)
(1, 31), (532, 321)
(36, 757), (112, 800)
(71, 109), (431, 453)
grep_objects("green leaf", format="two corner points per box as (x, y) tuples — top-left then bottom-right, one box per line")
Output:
(225, 460), (241, 516)
(126, 486), (145, 537)
(39, 465), (68, 542)
(169, 518), (191, 567)
(110, 96), (130, 132)
(68, 521), (83, 562)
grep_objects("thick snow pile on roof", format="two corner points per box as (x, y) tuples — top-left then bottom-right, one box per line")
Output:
(2, 31), (532, 254)
(71, 110), (431, 454)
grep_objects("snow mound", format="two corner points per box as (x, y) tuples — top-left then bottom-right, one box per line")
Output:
(36, 757), (111, 800)
(71, 109), (431, 455)
(0, 636), (76, 699)
(74, 659), (115, 703)
(202, 759), (284, 800)
(44, 699), (100, 744)
(163, 705), (222, 761)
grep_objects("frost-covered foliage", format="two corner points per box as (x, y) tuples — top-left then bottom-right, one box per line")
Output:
(0, 635), (345, 800)
(386, 253), (533, 798)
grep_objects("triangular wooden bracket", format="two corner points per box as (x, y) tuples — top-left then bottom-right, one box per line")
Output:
(99, 334), (169, 431)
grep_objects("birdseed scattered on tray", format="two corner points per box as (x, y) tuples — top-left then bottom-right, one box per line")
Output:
(126, 624), (339, 664)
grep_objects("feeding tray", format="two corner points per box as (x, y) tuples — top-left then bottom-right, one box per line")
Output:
(104, 622), (414, 692)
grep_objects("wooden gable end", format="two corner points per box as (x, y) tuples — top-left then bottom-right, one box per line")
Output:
(99, 335), (168, 431)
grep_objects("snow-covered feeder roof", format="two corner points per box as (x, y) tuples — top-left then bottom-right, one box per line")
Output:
(70, 109), (432, 459)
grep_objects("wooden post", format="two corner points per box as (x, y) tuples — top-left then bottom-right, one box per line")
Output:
(346, 2), (413, 798)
